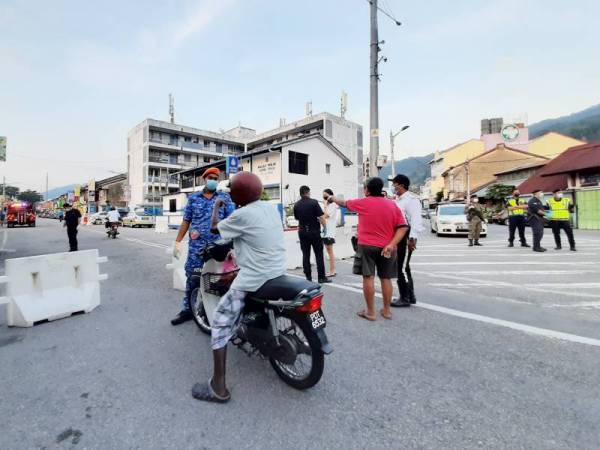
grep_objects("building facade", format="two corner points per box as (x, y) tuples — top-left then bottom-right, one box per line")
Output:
(128, 113), (363, 210)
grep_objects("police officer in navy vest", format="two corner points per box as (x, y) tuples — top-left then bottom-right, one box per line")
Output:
(506, 188), (530, 248)
(527, 189), (547, 252)
(547, 189), (576, 251)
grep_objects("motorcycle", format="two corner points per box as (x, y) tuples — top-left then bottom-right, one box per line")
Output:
(189, 240), (331, 390)
(106, 222), (120, 239)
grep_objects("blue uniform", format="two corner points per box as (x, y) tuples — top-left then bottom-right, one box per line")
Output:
(181, 190), (235, 311)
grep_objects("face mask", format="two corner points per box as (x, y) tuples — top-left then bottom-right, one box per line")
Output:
(472, 198), (479, 203)
(555, 193), (563, 199)
(205, 179), (218, 191)
(536, 193), (543, 200)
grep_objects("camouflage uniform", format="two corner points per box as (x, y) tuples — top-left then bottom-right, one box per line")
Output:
(465, 203), (484, 240)
(181, 190), (235, 311)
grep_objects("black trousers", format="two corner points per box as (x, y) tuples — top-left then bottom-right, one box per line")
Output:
(508, 215), (527, 244)
(67, 227), (78, 251)
(396, 233), (414, 301)
(530, 218), (544, 250)
(299, 230), (325, 281)
(551, 220), (575, 249)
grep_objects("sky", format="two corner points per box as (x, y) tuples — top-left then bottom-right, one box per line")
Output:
(1, 0), (599, 192)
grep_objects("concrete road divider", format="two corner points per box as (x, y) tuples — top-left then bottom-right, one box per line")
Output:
(155, 216), (169, 233)
(165, 243), (188, 291)
(0, 249), (108, 327)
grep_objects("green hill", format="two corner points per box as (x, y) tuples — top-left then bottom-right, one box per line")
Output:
(530, 103), (600, 141)
(378, 153), (433, 188)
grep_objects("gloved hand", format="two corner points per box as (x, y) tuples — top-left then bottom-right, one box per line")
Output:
(173, 241), (182, 259)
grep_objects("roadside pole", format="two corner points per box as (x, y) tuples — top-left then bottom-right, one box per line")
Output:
(369, 0), (380, 178)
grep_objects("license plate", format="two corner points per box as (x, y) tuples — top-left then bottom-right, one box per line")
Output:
(309, 309), (326, 330)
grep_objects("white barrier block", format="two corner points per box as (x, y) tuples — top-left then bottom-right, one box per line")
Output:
(165, 244), (188, 291)
(1, 249), (108, 327)
(155, 216), (169, 234)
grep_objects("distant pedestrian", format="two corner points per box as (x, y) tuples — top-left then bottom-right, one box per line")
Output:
(321, 189), (338, 277)
(506, 188), (530, 248)
(293, 186), (331, 284)
(0, 208), (5, 227)
(329, 177), (408, 321)
(527, 189), (547, 252)
(547, 189), (576, 251)
(465, 195), (484, 246)
(63, 203), (81, 252)
(391, 174), (423, 307)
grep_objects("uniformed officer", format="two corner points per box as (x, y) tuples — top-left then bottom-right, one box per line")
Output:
(506, 188), (530, 248)
(465, 195), (484, 247)
(171, 168), (235, 325)
(527, 189), (547, 252)
(547, 189), (576, 251)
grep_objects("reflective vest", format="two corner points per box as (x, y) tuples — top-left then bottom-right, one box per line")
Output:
(507, 198), (526, 216)
(547, 197), (570, 221)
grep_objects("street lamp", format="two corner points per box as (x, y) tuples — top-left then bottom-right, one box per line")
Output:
(389, 125), (410, 179)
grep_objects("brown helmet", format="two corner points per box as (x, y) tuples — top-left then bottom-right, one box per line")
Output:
(229, 171), (263, 206)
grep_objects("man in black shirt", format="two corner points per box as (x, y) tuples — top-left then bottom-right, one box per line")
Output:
(293, 186), (331, 284)
(527, 190), (547, 252)
(63, 203), (82, 252)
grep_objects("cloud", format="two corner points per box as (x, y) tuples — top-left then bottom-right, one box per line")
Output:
(171, 0), (237, 48)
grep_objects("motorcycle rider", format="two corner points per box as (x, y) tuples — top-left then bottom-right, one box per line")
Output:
(106, 206), (121, 231)
(191, 171), (286, 404)
(171, 168), (235, 326)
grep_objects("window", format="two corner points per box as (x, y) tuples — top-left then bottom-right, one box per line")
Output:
(184, 136), (191, 142)
(289, 151), (309, 175)
(169, 134), (179, 145)
(264, 185), (281, 200)
(184, 154), (192, 162)
(204, 140), (210, 147)
(203, 156), (210, 163)
(193, 136), (199, 144)
(325, 163), (331, 174)
(216, 143), (223, 153)
(169, 199), (177, 213)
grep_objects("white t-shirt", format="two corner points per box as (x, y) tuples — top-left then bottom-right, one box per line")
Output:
(107, 210), (121, 222)
(322, 202), (338, 239)
(217, 201), (286, 292)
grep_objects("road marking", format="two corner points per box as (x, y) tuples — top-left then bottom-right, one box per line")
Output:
(82, 227), (169, 249)
(411, 261), (597, 266)
(413, 253), (596, 257)
(316, 279), (600, 348)
(429, 270), (599, 275)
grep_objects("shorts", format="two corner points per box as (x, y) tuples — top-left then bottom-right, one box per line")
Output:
(211, 288), (247, 350)
(322, 237), (336, 246)
(352, 244), (397, 279)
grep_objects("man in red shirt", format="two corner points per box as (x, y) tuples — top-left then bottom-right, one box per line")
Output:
(327, 177), (408, 321)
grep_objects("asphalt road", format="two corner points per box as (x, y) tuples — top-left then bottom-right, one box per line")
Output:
(1, 219), (599, 449)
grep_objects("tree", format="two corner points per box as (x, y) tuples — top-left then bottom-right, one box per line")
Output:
(486, 184), (515, 202)
(0, 184), (20, 199)
(435, 190), (444, 203)
(17, 190), (43, 204)
(260, 189), (270, 201)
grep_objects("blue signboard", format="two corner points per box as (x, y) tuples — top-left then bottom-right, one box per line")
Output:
(226, 155), (239, 175)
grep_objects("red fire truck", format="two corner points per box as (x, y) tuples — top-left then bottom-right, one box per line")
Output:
(5, 201), (36, 227)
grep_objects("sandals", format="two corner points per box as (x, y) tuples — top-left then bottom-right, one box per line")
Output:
(191, 378), (231, 403)
(356, 310), (376, 321)
(326, 272), (337, 277)
(380, 309), (393, 320)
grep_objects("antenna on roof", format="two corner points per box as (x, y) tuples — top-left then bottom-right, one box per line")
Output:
(305, 101), (313, 117)
(341, 91), (348, 118)
(169, 93), (175, 124)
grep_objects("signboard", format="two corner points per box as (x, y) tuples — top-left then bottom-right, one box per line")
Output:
(252, 153), (280, 185)
(74, 185), (81, 198)
(0, 136), (6, 161)
(241, 158), (251, 172)
(501, 124), (519, 142)
(226, 155), (239, 175)
(88, 179), (95, 191)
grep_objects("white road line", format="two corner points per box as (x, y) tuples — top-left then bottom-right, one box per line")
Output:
(411, 261), (597, 266)
(317, 279), (600, 348)
(413, 253), (596, 257)
(430, 270), (599, 275)
(82, 228), (169, 249)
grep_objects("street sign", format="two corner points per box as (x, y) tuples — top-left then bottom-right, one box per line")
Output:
(226, 155), (239, 175)
(0, 137), (6, 162)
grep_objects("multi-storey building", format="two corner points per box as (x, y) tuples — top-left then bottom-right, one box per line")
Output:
(127, 113), (363, 209)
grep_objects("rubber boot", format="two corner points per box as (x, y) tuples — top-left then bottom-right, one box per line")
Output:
(468, 239), (473, 247)
(474, 239), (483, 246)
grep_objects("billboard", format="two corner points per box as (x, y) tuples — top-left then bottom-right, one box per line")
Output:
(0, 137), (6, 162)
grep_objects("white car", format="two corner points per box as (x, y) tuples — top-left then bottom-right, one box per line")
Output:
(122, 210), (155, 228)
(430, 203), (487, 237)
(90, 212), (108, 225)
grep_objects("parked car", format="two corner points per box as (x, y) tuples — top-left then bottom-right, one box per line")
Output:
(90, 212), (109, 225)
(122, 210), (155, 228)
(430, 203), (487, 237)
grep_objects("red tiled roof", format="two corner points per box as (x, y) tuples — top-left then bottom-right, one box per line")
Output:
(540, 141), (600, 176)
(517, 142), (600, 194)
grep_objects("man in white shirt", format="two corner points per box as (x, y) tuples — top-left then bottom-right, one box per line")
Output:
(106, 207), (121, 229)
(192, 172), (286, 404)
(391, 174), (423, 307)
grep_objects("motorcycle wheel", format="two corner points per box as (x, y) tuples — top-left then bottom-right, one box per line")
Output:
(269, 315), (324, 390)
(190, 288), (211, 335)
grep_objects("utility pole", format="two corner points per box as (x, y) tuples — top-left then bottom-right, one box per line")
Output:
(369, 0), (380, 178)
(45, 172), (48, 201)
(389, 125), (410, 181)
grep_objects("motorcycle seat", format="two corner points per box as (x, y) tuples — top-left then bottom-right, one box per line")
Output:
(251, 275), (320, 301)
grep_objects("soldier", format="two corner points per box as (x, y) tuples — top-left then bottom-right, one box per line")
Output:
(465, 195), (484, 247)
(547, 189), (576, 251)
(506, 188), (530, 248)
(527, 189), (547, 252)
(171, 168), (235, 325)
